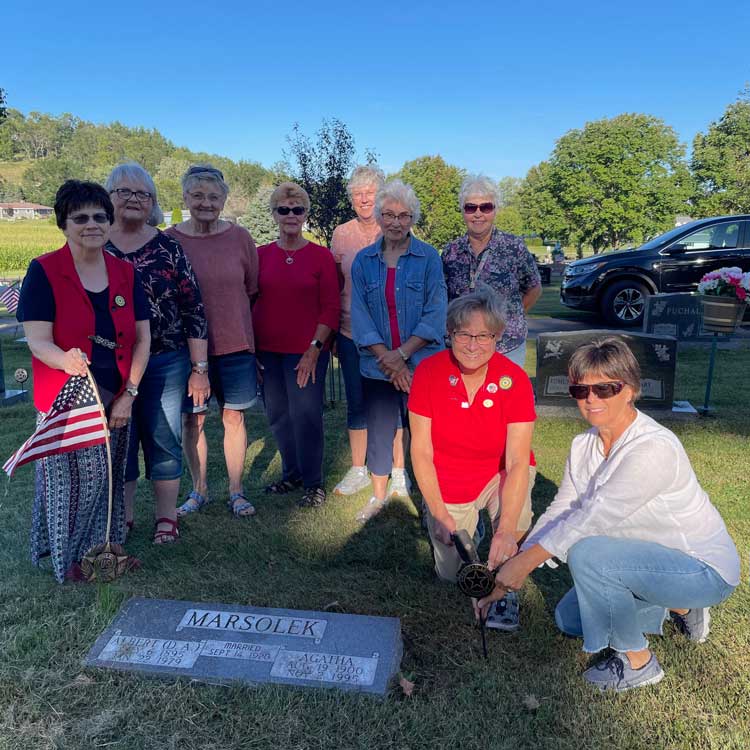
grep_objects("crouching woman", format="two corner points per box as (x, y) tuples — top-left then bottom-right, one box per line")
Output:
(478, 337), (740, 692)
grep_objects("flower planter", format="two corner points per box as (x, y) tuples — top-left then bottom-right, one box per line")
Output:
(700, 296), (747, 334)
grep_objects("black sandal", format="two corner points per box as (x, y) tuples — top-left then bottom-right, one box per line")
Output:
(298, 487), (326, 508)
(264, 479), (303, 495)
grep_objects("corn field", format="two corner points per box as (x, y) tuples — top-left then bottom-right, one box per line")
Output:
(0, 221), (63, 277)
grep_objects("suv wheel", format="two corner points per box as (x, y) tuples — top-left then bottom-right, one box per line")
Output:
(601, 280), (650, 327)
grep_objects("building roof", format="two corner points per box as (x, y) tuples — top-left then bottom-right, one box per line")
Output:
(0, 202), (53, 210)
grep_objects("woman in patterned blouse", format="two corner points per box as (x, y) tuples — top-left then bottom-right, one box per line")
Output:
(105, 163), (209, 545)
(441, 175), (542, 368)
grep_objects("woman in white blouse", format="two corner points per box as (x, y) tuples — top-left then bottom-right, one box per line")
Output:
(478, 337), (740, 692)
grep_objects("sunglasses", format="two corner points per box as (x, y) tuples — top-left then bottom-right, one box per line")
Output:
(275, 206), (306, 216)
(568, 381), (625, 400)
(68, 213), (110, 225)
(463, 202), (495, 214)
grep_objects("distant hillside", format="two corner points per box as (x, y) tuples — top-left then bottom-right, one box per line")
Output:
(0, 109), (271, 216)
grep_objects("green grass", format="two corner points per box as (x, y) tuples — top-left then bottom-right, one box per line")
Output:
(527, 284), (595, 320)
(0, 160), (32, 184)
(0, 337), (747, 750)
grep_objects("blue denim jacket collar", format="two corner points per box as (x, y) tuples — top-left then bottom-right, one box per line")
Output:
(362, 233), (427, 259)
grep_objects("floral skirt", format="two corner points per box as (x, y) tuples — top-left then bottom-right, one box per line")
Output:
(30, 424), (129, 583)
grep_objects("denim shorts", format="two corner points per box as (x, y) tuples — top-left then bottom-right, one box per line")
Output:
(126, 347), (191, 482)
(183, 350), (258, 413)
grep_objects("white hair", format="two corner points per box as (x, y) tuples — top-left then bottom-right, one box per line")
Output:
(374, 179), (421, 224)
(181, 163), (230, 197)
(105, 161), (164, 226)
(347, 165), (385, 198)
(458, 174), (500, 210)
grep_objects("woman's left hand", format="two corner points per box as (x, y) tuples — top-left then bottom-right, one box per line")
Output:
(109, 393), (134, 430)
(187, 371), (211, 409)
(475, 555), (530, 619)
(377, 349), (405, 379)
(488, 530), (518, 569)
(295, 346), (320, 388)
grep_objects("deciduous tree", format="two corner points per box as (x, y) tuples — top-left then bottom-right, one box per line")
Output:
(394, 155), (465, 250)
(547, 114), (692, 252)
(691, 87), (750, 215)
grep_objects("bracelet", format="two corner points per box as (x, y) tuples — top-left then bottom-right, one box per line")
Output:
(191, 360), (208, 369)
(191, 367), (208, 375)
(397, 347), (409, 361)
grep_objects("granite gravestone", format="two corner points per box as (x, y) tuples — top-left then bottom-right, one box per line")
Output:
(85, 597), (402, 696)
(0, 342), (27, 406)
(535, 330), (677, 408)
(643, 293), (711, 340)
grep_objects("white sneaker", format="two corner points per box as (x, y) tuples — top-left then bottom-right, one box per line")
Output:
(388, 468), (412, 500)
(333, 466), (371, 496)
(355, 496), (388, 523)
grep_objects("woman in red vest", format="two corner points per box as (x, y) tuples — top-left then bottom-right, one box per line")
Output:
(16, 180), (151, 583)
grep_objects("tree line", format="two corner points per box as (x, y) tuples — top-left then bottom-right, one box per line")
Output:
(1, 86), (749, 255)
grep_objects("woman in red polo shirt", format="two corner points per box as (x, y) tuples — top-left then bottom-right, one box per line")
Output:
(409, 287), (535, 629)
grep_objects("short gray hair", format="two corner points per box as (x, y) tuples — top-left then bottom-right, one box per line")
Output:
(347, 165), (385, 198)
(181, 163), (230, 197)
(374, 179), (421, 224)
(446, 285), (506, 334)
(568, 336), (642, 400)
(459, 174), (500, 210)
(105, 161), (164, 226)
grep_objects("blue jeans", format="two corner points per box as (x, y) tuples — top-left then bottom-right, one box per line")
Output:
(501, 341), (527, 368)
(336, 334), (367, 430)
(362, 377), (408, 477)
(556, 536), (736, 653)
(183, 350), (258, 413)
(126, 348), (190, 482)
(258, 351), (329, 488)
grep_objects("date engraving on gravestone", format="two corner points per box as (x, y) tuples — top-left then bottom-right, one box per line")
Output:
(270, 650), (379, 687)
(99, 634), (202, 669)
(200, 640), (280, 662)
(177, 609), (327, 640)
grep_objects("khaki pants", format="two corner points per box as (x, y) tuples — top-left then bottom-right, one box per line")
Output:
(425, 466), (537, 583)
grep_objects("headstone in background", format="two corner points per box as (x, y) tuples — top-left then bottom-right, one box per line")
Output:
(85, 597), (402, 696)
(643, 293), (711, 340)
(0, 342), (27, 406)
(535, 330), (677, 408)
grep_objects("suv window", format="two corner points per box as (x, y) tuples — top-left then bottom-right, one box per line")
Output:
(673, 222), (740, 251)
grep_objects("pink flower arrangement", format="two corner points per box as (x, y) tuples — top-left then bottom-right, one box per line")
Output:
(697, 266), (750, 302)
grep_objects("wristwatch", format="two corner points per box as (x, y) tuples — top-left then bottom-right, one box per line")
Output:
(310, 339), (323, 350)
(192, 359), (208, 375)
(125, 384), (139, 397)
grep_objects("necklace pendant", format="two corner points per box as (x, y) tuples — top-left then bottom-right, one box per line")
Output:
(285, 256), (294, 265)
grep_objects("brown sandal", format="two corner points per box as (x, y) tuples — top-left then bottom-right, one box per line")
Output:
(153, 517), (179, 545)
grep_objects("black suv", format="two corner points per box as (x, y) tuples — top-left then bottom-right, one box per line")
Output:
(560, 215), (750, 326)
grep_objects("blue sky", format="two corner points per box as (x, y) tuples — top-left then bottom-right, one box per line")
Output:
(4, 0), (749, 179)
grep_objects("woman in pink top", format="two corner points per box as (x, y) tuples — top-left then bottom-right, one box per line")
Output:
(254, 183), (340, 508)
(330, 166), (412, 502)
(165, 164), (259, 520)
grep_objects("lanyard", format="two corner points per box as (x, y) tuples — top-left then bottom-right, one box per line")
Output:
(469, 247), (492, 290)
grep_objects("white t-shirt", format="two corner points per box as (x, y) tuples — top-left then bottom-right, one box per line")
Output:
(523, 410), (740, 586)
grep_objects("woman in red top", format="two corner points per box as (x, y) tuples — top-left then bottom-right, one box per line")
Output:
(253, 183), (340, 508)
(409, 288), (535, 628)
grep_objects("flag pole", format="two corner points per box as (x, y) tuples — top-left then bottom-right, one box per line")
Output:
(80, 362), (132, 583)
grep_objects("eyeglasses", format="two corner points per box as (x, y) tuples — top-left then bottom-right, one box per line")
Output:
(110, 188), (152, 202)
(187, 191), (224, 203)
(275, 206), (306, 216)
(452, 331), (497, 344)
(382, 211), (412, 224)
(68, 212), (110, 225)
(568, 382), (625, 400)
(463, 202), (495, 214)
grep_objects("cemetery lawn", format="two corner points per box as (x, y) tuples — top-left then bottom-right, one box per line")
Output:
(0, 336), (747, 750)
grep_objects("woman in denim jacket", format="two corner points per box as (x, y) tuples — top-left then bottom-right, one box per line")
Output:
(351, 180), (447, 522)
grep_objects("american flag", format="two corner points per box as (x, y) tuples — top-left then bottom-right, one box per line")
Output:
(3, 376), (107, 477)
(0, 283), (20, 315)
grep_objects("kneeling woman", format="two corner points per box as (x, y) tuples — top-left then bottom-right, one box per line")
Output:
(478, 337), (740, 692)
